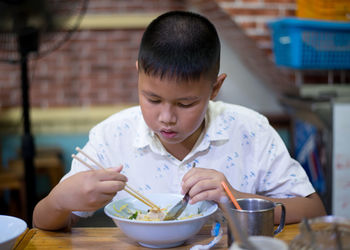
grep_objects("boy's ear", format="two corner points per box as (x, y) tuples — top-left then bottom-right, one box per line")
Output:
(135, 60), (138, 71)
(210, 73), (226, 100)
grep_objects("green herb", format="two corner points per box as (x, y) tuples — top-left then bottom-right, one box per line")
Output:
(129, 211), (138, 220)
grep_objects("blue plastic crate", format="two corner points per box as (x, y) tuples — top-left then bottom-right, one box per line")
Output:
(268, 18), (350, 69)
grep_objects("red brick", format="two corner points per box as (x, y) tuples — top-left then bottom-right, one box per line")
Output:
(264, 0), (295, 3)
(284, 8), (296, 16)
(236, 21), (257, 29)
(227, 7), (280, 16)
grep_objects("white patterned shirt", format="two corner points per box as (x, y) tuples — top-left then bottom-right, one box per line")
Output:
(63, 101), (315, 217)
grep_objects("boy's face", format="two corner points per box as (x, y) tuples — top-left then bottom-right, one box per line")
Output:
(137, 67), (225, 154)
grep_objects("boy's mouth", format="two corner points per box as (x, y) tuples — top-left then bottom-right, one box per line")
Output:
(160, 130), (177, 139)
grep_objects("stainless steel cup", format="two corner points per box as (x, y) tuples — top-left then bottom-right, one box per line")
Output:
(227, 198), (286, 246)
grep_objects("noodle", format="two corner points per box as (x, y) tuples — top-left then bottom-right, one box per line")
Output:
(113, 203), (203, 221)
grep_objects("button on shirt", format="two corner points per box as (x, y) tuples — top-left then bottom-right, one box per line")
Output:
(63, 101), (315, 217)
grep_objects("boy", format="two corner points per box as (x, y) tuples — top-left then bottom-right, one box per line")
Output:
(33, 10), (326, 230)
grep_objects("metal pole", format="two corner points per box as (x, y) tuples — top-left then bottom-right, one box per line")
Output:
(20, 53), (36, 226)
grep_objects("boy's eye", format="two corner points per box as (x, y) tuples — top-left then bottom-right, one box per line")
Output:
(177, 102), (194, 108)
(148, 99), (160, 104)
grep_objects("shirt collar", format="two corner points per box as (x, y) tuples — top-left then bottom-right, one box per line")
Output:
(194, 101), (231, 152)
(205, 101), (232, 142)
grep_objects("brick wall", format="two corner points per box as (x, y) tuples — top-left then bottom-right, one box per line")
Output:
(30, 29), (144, 107)
(0, 0), (187, 108)
(2, 0), (347, 109)
(217, 0), (296, 54)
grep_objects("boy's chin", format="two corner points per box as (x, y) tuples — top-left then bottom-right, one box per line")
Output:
(157, 134), (184, 144)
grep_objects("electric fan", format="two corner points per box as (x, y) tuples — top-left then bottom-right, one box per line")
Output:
(0, 0), (88, 225)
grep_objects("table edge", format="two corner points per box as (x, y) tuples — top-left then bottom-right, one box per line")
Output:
(14, 228), (37, 250)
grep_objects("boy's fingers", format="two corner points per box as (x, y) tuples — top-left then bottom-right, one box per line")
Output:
(91, 193), (115, 207)
(95, 169), (128, 182)
(181, 168), (201, 193)
(182, 169), (211, 194)
(188, 179), (217, 196)
(190, 188), (222, 204)
(98, 180), (127, 195)
(181, 167), (197, 182)
(106, 165), (123, 172)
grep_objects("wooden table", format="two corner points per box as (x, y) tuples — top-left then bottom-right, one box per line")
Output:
(14, 224), (299, 249)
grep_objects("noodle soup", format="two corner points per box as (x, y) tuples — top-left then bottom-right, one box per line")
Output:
(104, 193), (218, 248)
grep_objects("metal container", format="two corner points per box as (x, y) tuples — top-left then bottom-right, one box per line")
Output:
(289, 216), (350, 250)
(228, 198), (286, 245)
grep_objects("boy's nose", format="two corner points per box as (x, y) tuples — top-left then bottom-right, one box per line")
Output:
(159, 105), (176, 125)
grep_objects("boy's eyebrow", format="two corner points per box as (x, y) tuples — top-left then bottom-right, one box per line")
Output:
(141, 90), (198, 101)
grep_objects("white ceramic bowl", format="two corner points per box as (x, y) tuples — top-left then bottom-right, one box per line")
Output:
(104, 193), (218, 248)
(0, 215), (27, 250)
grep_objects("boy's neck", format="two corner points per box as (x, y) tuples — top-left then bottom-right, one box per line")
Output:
(160, 121), (205, 161)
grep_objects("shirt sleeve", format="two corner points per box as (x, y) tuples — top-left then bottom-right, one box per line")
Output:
(255, 122), (315, 198)
(59, 108), (138, 218)
(60, 123), (115, 218)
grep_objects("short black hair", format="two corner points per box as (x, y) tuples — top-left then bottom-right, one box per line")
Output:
(138, 11), (221, 82)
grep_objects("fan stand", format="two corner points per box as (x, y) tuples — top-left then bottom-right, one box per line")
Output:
(18, 27), (39, 226)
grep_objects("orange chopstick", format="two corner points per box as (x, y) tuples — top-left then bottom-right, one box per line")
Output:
(221, 181), (242, 210)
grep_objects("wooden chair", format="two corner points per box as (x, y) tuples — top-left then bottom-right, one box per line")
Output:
(9, 147), (65, 189)
(0, 164), (26, 219)
(0, 146), (65, 220)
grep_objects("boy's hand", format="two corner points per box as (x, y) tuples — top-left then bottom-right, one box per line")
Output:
(48, 165), (127, 212)
(181, 167), (229, 204)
